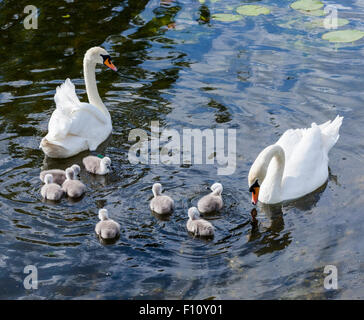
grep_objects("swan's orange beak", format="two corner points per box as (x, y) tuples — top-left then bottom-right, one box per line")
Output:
(251, 187), (260, 205)
(104, 58), (117, 72)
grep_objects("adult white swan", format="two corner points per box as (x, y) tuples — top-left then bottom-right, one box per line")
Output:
(40, 47), (117, 158)
(248, 115), (343, 205)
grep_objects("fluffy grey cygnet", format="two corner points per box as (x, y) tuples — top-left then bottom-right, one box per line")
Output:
(39, 164), (80, 185)
(150, 183), (174, 214)
(82, 156), (111, 175)
(41, 174), (64, 201)
(62, 167), (86, 198)
(186, 207), (214, 237)
(197, 182), (223, 214)
(95, 209), (120, 239)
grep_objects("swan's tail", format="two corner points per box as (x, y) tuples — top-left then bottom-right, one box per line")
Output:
(319, 115), (343, 153)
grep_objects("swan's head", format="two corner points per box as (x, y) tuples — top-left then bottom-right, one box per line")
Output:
(248, 156), (267, 206)
(248, 145), (285, 205)
(85, 47), (117, 72)
(101, 157), (112, 173)
(65, 167), (75, 180)
(152, 183), (162, 197)
(248, 158), (265, 206)
(188, 207), (200, 220)
(210, 182), (223, 195)
(98, 208), (109, 221)
(71, 164), (81, 177)
(44, 174), (53, 184)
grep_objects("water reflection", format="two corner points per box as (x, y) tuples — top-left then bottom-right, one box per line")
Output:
(248, 183), (328, 256)
(0, 0), (362, 300)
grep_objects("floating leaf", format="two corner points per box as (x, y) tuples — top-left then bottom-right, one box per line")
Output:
(310, 18), (349, 29)
(291, 0), (324, 12)
(212, 13), (243, 22)
(322, 29), (364, 43)
(97, 154), (104, 158)
(298, 9), (326, 16)
(236, 5), (271, 16)
(62, 14), (71, 18)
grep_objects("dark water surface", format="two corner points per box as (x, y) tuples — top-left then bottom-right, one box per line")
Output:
(0, 0), (363, 299)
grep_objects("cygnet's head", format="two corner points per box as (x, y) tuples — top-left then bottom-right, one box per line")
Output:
(188, 207), (200, 220)
(152, 183), (163, 197)
(98, 208), (109, 221)
(44, 174), (53, 184)
(71, 164), (81, 177)
(84, 47), (117, 71)
(210, 182), (223, 195)
(101, 157), (112, 172)
(65, 167), (75, 180)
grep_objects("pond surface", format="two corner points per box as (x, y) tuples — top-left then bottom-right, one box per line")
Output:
(0, 0), (363, 299)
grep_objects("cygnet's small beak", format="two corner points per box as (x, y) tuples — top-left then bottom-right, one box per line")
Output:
(104, 58), (117, 72)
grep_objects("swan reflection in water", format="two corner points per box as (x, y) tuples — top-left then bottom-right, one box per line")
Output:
(247, 182), (328, 256)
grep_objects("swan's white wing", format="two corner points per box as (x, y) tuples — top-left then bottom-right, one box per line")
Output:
(54, 78), (81, 114)
(276, 128), (304, 163)
(46, 78), (81, 140)
(46, 79), (111, 150)
(281, 124), (328, 200)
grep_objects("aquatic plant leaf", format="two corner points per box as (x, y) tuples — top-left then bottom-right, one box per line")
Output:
(236, 5), (271, 16)
(212, 14), (243, 22)
(322, 29), (364, 43)
(291, 0), (324, 12)
(298, 9), (326, 16)
(310, 18), (349, 28)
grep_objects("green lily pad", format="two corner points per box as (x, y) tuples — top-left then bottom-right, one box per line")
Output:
(322, 29), (364, 43)
(212, 13), (243, 22)
(236, 5), (271, 16)
(298, 9), (326, 16)
(310, 18), (349, 29)
(291, 0), (324, 12)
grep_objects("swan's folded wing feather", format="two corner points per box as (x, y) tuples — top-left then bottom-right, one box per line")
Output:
(46, 79), (80, 140)
(282, 125), (328, 199)
(46, 78), (109, 144)
(276, 128), (304, 163)
(54, 78), (81, 114)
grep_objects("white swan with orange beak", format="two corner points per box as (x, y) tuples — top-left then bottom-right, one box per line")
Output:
(248, 116), (343, 205)
(40, 47), (118, 158)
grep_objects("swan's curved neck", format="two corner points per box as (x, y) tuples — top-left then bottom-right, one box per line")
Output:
(83, 58), (108, 115)
(259, 145), (285, 203)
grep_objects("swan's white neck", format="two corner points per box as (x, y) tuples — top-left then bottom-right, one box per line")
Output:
(257, 145), (285, 204)
(83, 57), (108, 115)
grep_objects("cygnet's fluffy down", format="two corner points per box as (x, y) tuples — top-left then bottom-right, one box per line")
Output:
(82, 156), (111, 175)
(62, 167), (86, 198)
(150, 183), (174, 214)
(95, 209), (120, 239)
(41, 174), (64, 201)
(197, 182), (223, 214)
(39, 164), (80, 185)
(186, 207), (214, 237)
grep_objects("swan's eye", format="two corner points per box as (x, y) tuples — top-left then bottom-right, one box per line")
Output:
(249, 179), (260, 193)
